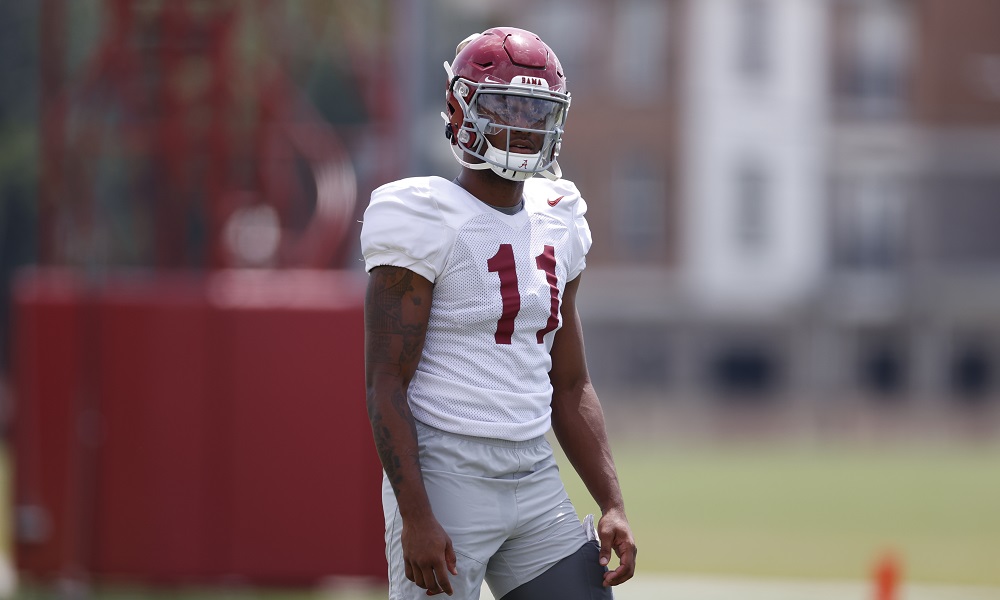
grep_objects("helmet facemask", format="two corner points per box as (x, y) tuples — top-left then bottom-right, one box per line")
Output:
(443, 63), (571, 182)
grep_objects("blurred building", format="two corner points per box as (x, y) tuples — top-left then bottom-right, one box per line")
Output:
(433, 0), (1000, 425)
(4, 0), (999, 432)
(820, 0), (1000, 414)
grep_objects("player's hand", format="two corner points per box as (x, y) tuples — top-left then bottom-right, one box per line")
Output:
(597, 507), (637, 587)
(401, 515), (459, 596)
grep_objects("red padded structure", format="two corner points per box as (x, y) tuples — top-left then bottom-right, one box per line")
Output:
(12, 269), (385, 586)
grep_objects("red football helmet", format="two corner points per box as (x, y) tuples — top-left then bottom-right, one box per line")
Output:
(442, 27), (571, 181)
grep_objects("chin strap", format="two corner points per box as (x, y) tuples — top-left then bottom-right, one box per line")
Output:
(542, 161), (562, 181)
(444, 132), (564, 182)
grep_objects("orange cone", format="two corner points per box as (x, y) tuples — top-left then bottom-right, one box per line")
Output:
(873, 551), (901, 600)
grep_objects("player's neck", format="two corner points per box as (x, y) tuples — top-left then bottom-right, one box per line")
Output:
(454, 170), (524, 209)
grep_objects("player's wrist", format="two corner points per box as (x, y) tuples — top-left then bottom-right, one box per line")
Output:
(397, 498), (437, 523)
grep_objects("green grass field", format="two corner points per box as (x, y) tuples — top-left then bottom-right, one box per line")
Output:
(8, 439), (1000, 598)
(558, 439), (1000, 587)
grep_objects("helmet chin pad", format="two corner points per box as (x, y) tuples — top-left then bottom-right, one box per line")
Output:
(442, 116), (563, 182)
(483, 146), (547, 182)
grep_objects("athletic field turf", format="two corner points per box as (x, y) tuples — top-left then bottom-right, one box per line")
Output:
(8, 439), (1000, 598)
(559, 439), (1000, 587)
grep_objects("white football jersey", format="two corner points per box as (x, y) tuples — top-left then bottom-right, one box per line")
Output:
(361, 176), (592, 441)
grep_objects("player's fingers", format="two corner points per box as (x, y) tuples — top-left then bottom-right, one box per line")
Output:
(614, 557), (637, 584)
(435, 562), (455, 596)
(424, 568), (443, 595)
(446, 541), (459, 576)
(422, 565), (441, 591)
(597, 530), (614, 567)
(598, 545), (612, 567)
(603, 563), (634, 586)
(411, 566), (427, 589)
(405, 560), (416, 584)
(413, 557), (453, 596)
(603, 542), (637, 586)
(603, 565), (626, 586)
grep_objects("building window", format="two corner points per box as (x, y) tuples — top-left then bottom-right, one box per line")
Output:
(831, 174), (905, 271)
(707, 338), (782, 402)
(527, 0), (596, 88)
(833, 0), (910, 117)
(919, 175), (1000, 266)
(613, 0), (669, 100)
(857, 330), (909, 400)
(736, 0), (770, 81)
(949, 335), (994, 405)
(611, 157), (667, 262)
(734, 161), (770, 254)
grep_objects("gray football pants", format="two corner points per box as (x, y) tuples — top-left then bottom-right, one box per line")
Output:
(382, 421), (611, 600)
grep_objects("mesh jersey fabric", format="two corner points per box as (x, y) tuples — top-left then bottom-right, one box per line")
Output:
(361, 176), (592, 441)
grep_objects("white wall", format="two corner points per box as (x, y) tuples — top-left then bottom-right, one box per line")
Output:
(680, 0), (829, 314)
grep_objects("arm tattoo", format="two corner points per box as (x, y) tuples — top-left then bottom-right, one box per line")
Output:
(366, 268), (428, 367)
(365, 267), (430, 496)
(368, 391), (409, 494)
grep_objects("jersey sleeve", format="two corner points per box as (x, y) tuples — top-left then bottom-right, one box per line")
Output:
(568, 188), (592, 282)
(360, 181), (452, 283)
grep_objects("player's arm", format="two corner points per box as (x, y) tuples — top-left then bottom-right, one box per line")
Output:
(549, 274), (637, 587)
(364, 265), (457, 596)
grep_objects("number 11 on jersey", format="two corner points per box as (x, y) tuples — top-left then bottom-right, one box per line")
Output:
(487, 244), (560, 345)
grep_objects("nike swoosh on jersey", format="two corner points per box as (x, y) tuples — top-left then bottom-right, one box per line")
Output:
(547, 195), (564, 207)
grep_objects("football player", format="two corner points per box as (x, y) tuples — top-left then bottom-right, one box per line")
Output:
(362, 27), (636, 599)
